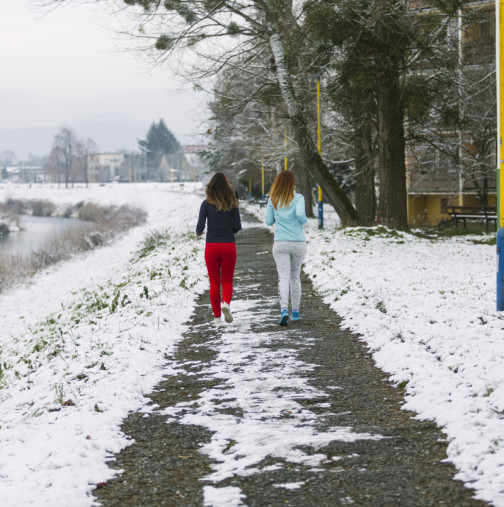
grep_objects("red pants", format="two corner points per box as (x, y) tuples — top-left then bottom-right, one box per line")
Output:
(204, 242), (237, 317)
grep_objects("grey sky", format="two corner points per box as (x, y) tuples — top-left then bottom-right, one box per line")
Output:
(0, 0), (206, 143)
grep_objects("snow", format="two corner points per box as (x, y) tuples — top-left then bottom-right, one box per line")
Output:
(0, 183), (503, 506)
(161, 311), (381, 483)
(247, 203), (504, 506)
(0, 182), (207, 506)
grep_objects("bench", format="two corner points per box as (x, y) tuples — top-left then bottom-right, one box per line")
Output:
(254, 197), (268, 208)
(448, 205), (497, 232)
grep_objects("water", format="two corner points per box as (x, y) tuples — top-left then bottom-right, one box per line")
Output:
(0, 215), (88, 256)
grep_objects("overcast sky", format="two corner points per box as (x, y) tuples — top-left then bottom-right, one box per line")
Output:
(0, 0), (206, 143)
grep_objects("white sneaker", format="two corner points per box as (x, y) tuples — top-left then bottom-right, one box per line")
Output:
(221, 302), (233, 323)
(213, 317), (223, 327)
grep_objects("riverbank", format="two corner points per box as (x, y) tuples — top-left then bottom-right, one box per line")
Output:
(0, 191), (147, 293)
(0, 182), (207, 506)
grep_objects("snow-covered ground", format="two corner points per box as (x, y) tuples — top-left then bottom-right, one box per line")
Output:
(247, 203), (504, 506)
(0, 183), (503, 506)
(0, 182), (208, 506)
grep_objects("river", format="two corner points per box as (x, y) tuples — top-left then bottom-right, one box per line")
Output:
(0, 215), (88, 256)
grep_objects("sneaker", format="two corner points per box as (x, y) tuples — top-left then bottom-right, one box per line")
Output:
(213, 317), (223, 327)
(291, 310), (300, 322)
(222, 302), (233, 323)
(279, 308), (289, 326)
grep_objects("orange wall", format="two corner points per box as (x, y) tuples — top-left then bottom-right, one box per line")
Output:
(407, 194), (497, 227)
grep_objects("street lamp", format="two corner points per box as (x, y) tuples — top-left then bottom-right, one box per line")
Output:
(317, 79), (323, 229)
(261, 150), (265, 201)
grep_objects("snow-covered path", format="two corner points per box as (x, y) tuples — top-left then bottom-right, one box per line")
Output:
(94, 220), (482, 507)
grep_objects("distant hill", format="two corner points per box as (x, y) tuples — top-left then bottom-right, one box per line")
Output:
(72, 112), (148, 128)
(0, 113), (150, 160)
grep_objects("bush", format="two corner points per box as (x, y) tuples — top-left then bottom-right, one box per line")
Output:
(30, 199), (56, 217)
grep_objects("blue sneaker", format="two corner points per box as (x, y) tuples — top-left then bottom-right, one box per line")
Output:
(291, 310), (300, 322)
(279, 308), (289, 326)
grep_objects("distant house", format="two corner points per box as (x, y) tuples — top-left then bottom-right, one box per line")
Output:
(158, 146), (209, 182)
(159, 154), (175, 182)
(5, 165), (44, 183)
(85, 147), (209, 183)
(180, 145), (209, 181)
(88, 153), (125, 183)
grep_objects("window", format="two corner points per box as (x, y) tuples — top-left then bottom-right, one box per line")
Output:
(464, 8), (495, 44)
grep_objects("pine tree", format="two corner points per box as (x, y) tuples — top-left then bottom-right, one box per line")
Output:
(139, 120), (180, 181)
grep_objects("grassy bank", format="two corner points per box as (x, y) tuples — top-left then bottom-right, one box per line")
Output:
(0, 200), (147, 293)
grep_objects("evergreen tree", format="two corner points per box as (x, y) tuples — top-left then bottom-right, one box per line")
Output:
(1, 166), (7, 180)
(304, 0), (471, 229)
(139, 119), (180, 180)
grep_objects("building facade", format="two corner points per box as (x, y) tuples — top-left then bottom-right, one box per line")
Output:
(407, 1), (496, 226)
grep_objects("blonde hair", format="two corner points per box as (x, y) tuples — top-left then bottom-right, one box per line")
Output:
(205, 172), (238, 211)
(270, 171), (295, 210)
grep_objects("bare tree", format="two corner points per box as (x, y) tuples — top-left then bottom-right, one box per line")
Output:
(47, 145), (64, 185)
(75, 137), (98, 187)
(52, 125), (77, 188)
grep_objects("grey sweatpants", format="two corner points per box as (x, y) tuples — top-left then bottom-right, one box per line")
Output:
(272, 241), (307, 311)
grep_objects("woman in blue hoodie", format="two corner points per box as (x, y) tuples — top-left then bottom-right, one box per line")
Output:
(265, 171), (307, 326)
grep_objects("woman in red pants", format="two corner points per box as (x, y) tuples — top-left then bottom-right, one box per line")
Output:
(196, 172), (242, 325)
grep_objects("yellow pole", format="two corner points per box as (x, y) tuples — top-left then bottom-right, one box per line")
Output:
(261, 152), (265, 200)
(284, 126), (288, 170)
(249, 177), (252, 200)
(499, 0), (504, 226)
(193, 167), (196, 183)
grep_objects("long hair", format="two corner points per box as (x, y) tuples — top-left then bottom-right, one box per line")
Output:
(205, 172), (238, 211)
(270, 171), (295, 210)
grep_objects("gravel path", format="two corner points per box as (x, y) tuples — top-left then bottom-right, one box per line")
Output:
(94, 214), (487, 506)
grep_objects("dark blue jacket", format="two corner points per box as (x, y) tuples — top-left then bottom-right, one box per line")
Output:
(196, 200), (242, 243)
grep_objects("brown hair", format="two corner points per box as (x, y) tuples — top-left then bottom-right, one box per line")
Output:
(269, 171), (295, 210)
(205, 172), (239, 211)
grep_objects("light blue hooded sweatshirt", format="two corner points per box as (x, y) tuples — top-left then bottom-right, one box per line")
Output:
(265, 192), (307, 242)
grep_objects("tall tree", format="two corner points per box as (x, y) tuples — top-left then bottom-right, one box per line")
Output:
(304, 0), (474, 229)
(75, 137), (98, 187)
(52, 125), (77, 188)
(47, 145), (64, 185)
(138, 119), (180, 181)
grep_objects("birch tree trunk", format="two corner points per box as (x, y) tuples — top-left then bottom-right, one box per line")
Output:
(259, 0), (360, 227)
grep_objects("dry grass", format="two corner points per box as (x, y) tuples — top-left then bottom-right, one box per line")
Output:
(0, 201), (147, 293)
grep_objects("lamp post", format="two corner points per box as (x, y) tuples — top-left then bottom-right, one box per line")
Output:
(317, 80), (323, 229)
(261, 151), (265, 201)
